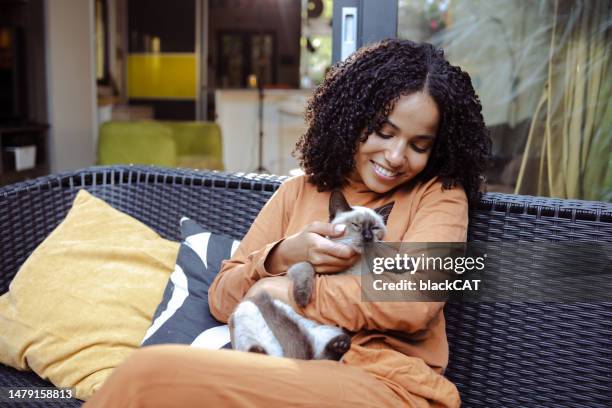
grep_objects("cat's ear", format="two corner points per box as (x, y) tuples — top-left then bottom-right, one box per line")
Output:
(329, 190), (352, 221)
(374, 201), (394, 225)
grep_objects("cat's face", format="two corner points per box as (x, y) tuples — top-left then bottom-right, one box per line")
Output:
(329, 191), (386, 251)
(332, 207), (386, 243)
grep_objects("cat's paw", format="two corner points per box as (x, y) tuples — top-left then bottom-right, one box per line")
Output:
(248, 345), (268, 355)
(324, 333), (351, 360)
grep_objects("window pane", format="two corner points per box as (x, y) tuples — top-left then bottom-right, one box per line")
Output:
(251, 34), (274, 85)
(300, 0), (333, 87)
(398, 0), (611, 200)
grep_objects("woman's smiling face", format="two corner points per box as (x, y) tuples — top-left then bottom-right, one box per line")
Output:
(350, 91), (440, 193)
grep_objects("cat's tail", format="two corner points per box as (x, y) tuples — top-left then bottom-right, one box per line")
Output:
(250, 292), (315, 360)
(270, 299), (351, 361)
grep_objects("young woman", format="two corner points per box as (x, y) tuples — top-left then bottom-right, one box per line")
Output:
(85, 39), (490, 408)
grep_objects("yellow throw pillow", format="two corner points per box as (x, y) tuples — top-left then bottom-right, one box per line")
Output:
(0, 190), (179, 400)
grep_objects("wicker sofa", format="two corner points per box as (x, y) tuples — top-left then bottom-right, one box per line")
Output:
(0, 165), (610, 407)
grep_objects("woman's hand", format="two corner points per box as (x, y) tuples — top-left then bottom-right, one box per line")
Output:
(265, 222), (360, 274)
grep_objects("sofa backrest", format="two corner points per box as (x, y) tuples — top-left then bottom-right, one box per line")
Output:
(445, 192), (611, 407)
(98, 121), (177, 167)
(161, 121), (223, 159)
(1, 165), (610, 407)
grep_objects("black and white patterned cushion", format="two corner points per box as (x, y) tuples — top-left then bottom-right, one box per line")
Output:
(141, 217), (240, 349)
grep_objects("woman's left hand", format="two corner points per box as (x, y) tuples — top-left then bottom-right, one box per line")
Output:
(245, 276), (295, 308)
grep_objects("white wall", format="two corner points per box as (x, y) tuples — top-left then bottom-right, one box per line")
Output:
(215, 89), (311, 174)
(45, 0), (97, 172)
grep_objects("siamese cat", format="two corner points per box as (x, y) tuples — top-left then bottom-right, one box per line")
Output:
(229, 190), (387, 360)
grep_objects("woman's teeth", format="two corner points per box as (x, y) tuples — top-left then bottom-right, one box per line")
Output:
(373, 162), (398, 178)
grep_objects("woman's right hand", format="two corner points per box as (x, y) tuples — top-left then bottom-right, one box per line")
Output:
(265, 222), (360, 274)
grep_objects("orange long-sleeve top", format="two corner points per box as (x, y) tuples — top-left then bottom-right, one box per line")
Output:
(208, 175), (467, 407)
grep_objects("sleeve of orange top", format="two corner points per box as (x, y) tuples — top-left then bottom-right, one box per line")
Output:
(298, 182), (469, 333)
(208, 178), (297, 322)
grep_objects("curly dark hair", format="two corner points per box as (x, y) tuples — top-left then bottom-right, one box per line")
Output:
(294, 39), (491, 207)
